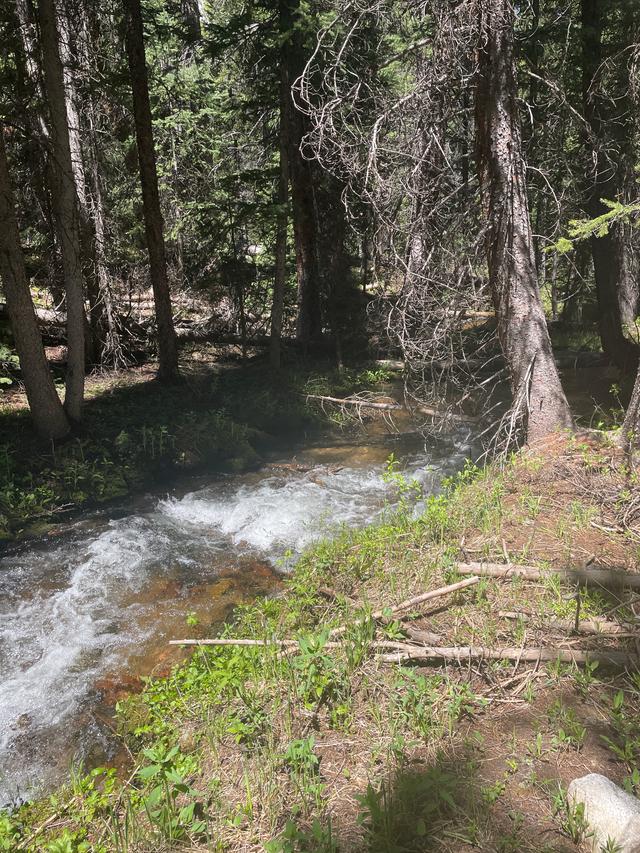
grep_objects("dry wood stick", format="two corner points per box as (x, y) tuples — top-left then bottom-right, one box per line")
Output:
(328, 576), (480, 638)
(169, 638), (427, 651)
(499, 611), (638, 636)
(378, 645), (635, 667)
(457, 562), (640, 589)
(170, 638), (299, 647)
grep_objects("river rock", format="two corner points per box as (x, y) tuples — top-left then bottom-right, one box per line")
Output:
(567, 773), (640, 853)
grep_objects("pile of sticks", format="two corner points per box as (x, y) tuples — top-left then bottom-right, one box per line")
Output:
(170, 562), (640, 669)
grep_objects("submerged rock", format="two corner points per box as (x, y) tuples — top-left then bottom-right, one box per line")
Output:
(567, 773), (640, 853)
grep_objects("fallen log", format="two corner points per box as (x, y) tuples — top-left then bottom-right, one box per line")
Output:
(457, 562), (640, 589)
(378, 645), (635, 667)
(305, 394), (478, 423)
(499, 611), (638, 636)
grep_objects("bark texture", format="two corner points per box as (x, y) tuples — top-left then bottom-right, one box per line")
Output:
(581, 0), (639, 373)
(270, 2), (291, 370)
(38, 0), (86, 422)
(123, 0), (179, 381)
(282, 0), (322, 344)
(475, 0), (572, 444)
(621, 365), (640, 451)
(0, 131), (70, 439)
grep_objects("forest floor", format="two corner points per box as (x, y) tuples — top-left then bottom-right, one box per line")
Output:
(3, 427), (640, 852)
(0, 346), (395, 539)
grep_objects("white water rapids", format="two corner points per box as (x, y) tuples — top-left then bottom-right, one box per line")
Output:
(0, 431), (475, 804)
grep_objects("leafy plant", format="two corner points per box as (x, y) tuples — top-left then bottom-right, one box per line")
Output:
(548, 701), (586, 751)
(282, 736), (325, 808)
(0, 814), (20, 851)
(265, 817), (337, 853)
(293, 630), (346, 711)
(601, 690), (640, 769)
(137, 744), (206, 841)
(357, 765), (458, 852)
(551, 785), (591, 844)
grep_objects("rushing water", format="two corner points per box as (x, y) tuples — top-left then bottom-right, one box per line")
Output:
(0, 426), (476, 805)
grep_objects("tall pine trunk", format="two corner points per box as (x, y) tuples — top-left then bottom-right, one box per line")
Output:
(123, 0), (179, 382)
(581, 0), (639, 373)
(475, 0), (572, 444)
(38, 0), (85, 423)
(0, 131), (70, 439)
(281, 0), (322, 344)
(270, 6), (290, 371)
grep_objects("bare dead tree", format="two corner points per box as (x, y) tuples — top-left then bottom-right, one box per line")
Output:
(297, 0), (573, 447)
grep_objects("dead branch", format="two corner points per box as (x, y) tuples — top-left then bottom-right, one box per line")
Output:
(328, 575), (480, 637)
(304, 394), (478, 422)
(167, 637), (634, 669)
(457, 562), (640, 589)
(378, 645), (635, 667)
(499, 611), (638, 636)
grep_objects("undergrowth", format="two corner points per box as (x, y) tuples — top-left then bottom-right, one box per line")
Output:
(0, 359), (389, 538)
(3, 448), (639, 852)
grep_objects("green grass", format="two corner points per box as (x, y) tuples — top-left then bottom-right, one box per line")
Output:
(2, 447), (639, 852)
(0, 358), (391, 539)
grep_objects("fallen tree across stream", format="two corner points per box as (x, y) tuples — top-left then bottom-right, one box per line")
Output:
(305, 393), (478, 423)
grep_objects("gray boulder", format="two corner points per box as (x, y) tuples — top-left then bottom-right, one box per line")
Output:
(567, 773), (640, 853)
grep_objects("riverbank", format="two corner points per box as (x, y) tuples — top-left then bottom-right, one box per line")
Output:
(0, 351), (394, 540)
(3, 431), (639, 852)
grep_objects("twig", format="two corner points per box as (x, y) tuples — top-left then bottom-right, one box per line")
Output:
(328, 576), (480, 637)
(169, 638), (435, 652)
(170, 638), (303, 647)
(17, 801), (74, 850)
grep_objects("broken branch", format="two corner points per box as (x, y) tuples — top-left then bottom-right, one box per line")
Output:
(304, 394), (477, 422)
(328, 576), (480, 638)
(499, 611), (638, 636)
(378, 645), (634, 667)
(457, 562), (640, 589)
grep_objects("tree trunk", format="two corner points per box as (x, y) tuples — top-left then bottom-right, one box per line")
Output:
(270, 11), (290, 371)
(180, 0), (201, 51)
(87, 104), (123, 365)
(122, 0), (179, 382)
(475, 0), (572, 444)
(581, 0), (639, 373)
(622, 364), (640, 451)
(0, 131), (70, 439)
(280, 0), (322, 344)
(38, 0), (85, 422)
(57, 0), (102, 366)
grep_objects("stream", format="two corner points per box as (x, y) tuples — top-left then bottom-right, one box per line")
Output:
(0, 421), (477, 806)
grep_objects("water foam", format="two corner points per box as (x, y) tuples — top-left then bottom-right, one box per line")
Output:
(0, 435), (474, 802)
(0, 516), (175, 802)
(159, 465), (392, 558)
